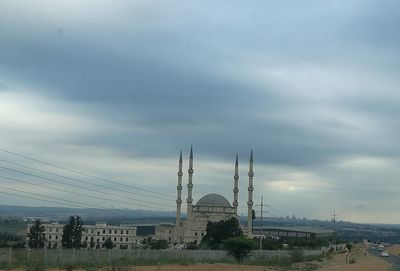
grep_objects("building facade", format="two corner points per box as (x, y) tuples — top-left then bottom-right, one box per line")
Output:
(155, 148), (255, 244)
(253, 226), (336, 240)
(27, 222), (137, 249)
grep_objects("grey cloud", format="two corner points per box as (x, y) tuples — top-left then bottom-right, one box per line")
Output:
(1, 1), (400, 222)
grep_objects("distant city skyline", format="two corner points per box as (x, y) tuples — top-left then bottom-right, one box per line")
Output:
(1, 1), (400, 223)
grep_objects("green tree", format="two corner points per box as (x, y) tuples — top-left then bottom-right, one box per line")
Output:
(149, 239), (168, 250)
(72, 216), (84, 248)
(27, 219), (45, 248)
(104, 237), (114, 249)
(62, 216), (85, 248)
(252, 209), (256, 220)
(223, 236), (254, 262)
(202, 217), (243, 249)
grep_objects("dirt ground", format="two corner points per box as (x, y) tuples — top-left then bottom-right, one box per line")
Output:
(107, 251), (391, 271)
(131, 264), (276, 271)
(387, 244), (400, 255)
(132, 246), (392, 271)
(315, 251), (391, 271)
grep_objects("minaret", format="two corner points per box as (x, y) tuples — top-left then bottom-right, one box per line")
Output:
(186, 146), (194, 221)
(176, 150), (183, 226)
(233, 154), (239, 214)
(247, 150), (254, 237)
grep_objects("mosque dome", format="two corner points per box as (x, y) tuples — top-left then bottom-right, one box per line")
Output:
(196, 193), (232, 207)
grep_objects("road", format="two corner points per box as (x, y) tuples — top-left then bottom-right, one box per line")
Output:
(368, 246), (400, 271)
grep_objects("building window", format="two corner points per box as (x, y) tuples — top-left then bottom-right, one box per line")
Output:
(194, 232), (197, 236)
(103, 229), (105, 234)
(91, 229), (94, 234)
(56, 228), (59, 233)
(121, 230), (123, 234)
(109, 230), (112, 234)
(126, 230), (129, 234)
(114, 237), (116, 241)
(49, 235), (52, 240)
(114, 230), (117, 234)
(126, 237), (128, 241)
(120, 237), (123, 242)
(49, 228), (53, 232)
(85, 236), (88, 241)
(201, 233), (204, 236)
(102, 237), (105, 241)
(56, 235), (58, 240)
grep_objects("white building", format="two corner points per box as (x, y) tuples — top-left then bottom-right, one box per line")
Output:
(27, 222), (138, 249)
(155, 148), (255, 244)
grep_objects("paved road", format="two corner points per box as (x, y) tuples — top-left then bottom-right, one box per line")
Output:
(368, 246), (400, 271)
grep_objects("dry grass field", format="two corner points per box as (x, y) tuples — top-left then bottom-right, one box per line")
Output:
(4, 244), (393, 271)
(387, 244), (400, 255)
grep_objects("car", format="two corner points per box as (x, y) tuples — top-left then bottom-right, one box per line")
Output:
(381, 251), (389, 257)
(371, 246), (375, 250)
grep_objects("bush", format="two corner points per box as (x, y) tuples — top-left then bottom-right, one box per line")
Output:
(289, 249), (304, 263)
(223, 236), (254, 262)
(26, 260), (46, 271)
(186, 242), (198, 250)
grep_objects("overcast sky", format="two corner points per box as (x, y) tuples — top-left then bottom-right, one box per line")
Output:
(1, 0), (400, 223)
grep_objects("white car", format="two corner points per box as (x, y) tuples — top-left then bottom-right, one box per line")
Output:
(381, 251), (389, 257)
(371, 247), (375, 250)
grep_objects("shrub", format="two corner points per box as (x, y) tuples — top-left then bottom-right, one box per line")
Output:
(223, 236), (253, 262)
(289, 249), (304, 263)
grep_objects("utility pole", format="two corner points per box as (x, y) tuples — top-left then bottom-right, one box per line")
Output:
(332, 211), (337, 244)
(257, 196), (269, 250)
(260, 196), (263, 250)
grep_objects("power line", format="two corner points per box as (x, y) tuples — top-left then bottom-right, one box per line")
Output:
(0, 175), (173, 211)
(0, 185), (107, 209)
(0, 190), (165, 216)
(0, 159), (173, 205)
(0, 147), (174, 199)
(0, 191), (88, 209)
(0, 186), (167, 215)
(0, 166), (175, 209)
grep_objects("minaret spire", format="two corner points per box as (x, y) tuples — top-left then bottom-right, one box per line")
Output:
(247, 149), (254, 238)
(233, 154), (239, 214)
(176, 150), (183, 226)
(187, 146), (194, 221)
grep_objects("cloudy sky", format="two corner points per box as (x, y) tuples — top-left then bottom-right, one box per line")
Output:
(1, 0), (400, 223)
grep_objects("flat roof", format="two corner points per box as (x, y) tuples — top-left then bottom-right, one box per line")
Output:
(253, 226), (335, 234)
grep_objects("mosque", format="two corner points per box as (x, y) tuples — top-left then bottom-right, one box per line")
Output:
(155, 147), (254, 244)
